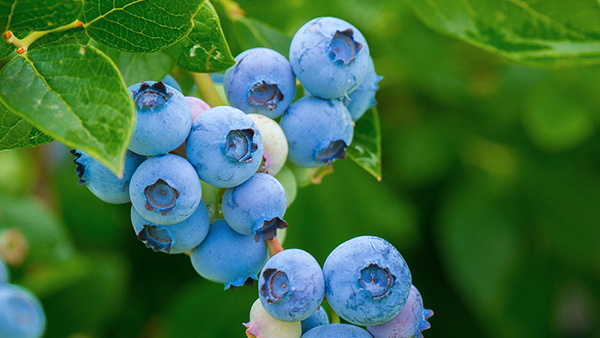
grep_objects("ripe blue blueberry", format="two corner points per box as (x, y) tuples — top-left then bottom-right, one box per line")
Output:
(342, 57), (382, 121)
(224, 48), (296, 118)
(222, 173), (288, 241)
(129, 154), (202, 225)
(71, 149), (146, 204)
(0, 259), (8, 284)
(301, 306), (329, 334)
(303, 324), (372, 338)
(190, 219), (268, 289)
(131, 201), (210, 254)
(280, 97), (353, 167)
(186, 106), (263, 188)
(289, 17), (370, 99)
(258, 249), (324, 322)
(0, 284), (45, 338)
(323, 236), (412, 326)
(128, 81), (192, 156)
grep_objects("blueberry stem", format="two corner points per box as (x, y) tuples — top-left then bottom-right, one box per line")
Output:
(265, 237), (284, 257)
(331, 310), (340, 324)
(3, 20), (83, 54)
(192, 73), (225, 107)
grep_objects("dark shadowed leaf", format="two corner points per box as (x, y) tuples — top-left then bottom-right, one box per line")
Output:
(0, 0), (81, 33)
(0, 102), (52, 150)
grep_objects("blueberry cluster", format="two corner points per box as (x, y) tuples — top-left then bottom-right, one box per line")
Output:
(0, 258), (46, 338)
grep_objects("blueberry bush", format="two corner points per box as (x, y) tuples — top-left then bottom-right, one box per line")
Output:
(2, 0), (600, 337)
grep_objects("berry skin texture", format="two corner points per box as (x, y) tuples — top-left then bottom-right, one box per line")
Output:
(248, 114), (288, 176)
(367, 285), (434, 338)
(342, 57), (382, 121)
(0, 259), (8, 284)
(71, 149), (146, 204)
(280, 97), (353, 167)
(258, 249), (325, 322)
(300, 306), (328, 334)
(131, 201), (210, 254)
(128, 81), (192, 156)
(0, 284), (45, 338)
(323, 236), (412, 326)
(302, 324), (372, 338)
(224, 48), (296, 118)
(222, 173), (288, 241)
(186, 96), (211, 121)
(243, 298), (302, 338)
(190, 219), (268, 289)
(186, 106), (263, 188)
(129, 154), (202, 225)
(289, 17), (370, 99)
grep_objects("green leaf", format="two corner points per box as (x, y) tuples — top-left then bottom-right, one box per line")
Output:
(0, 101), (52, 150)
(164, 1), (235, 73)
(0, 41), (14, 60)
(0, 44), (135, 174)
(94, 43), (173, 86)
(405, 0), (600, 68)
(29, 26), (91, 50)
(347, 107), (382, 181)
(0, 0), (82, 33)
(231, 16), (292, 57)
(82, 0), (204, 53)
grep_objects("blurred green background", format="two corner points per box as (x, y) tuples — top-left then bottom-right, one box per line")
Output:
(2, 0), (600, 337)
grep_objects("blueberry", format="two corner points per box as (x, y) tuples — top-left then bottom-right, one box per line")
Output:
(249, 114), (288, 176)
(129, 154), (202, 225)
(128, 81), (192, 156)
(161, 74), (182, 93)
(224, 48), (296, 118)
(0, 284), (45, 338)
(186, 106), (263, 188)
(131, 201), (210, 254)
(301, 306), (328, 334)
(190, 219), (268, 289)
(258, 249), (325, 322)
(280, 97), (353, 167)
(274, 165), (298, 207)
(323, 236), (412, 326)
(289, 17), (370, 99)
(302, 324), (372, 338)
(342, 57), (382, 121)
(222, 173), (288, 241)
(0, 259), (8, 284)
(367, 285), (433, 338)
(186, 96), (211, 121)
(71, 149), (146, 204)
(243, 298), (302, 338)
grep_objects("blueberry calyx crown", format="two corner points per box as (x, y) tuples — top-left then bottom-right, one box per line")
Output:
(328, 29), (362, 66)
(143, 179), (179, 216)
(316, 140), (348, 166)
(260, 268), (290, 304)
(137, 224), (173, 254)
(132, 81), (174, 110)
(248, 80), (284, 111)
(70, 149), (87, 186)
(254, 217), (288, 242)
(226, 129), (259, 163)
(358, 264), (396, 300)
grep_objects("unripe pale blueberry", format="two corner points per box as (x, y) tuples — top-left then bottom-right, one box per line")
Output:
(301, 306), (328, 334)
(243, 298), (302, 338)
(290, 17), (370, 99)
(280, 97), (353, 167)
(0, 259), (7, 284)
(303, 324), (372, 338)
(129, 154), (202, 225)
(224, 48), (296, 118)
(222, 173), (288, 241)
(190, 219), (268, 289)
(323, 236), (412, 326)
(367, 285), (434, 338)
(186, 106), (263, 188)
(248, 114), (288, 176)
(274, 166), (297, 207)
(131, 201), (210, 254)
(186, 96), (211, 121)
(342, 57), (382, 121)
(0, 284), (45, 338)
(258, 249), (325, 322)
(71, 149), (146, 204)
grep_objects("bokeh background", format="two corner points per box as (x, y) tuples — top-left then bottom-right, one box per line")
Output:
(1, 0), (600, 337)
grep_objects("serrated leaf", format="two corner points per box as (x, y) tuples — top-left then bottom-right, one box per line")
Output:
(231, 17), (291, 57)
(0, 101), (52, 150)
(0, 44), (135, 174)
(94, 42), (173, 86)
(347, 107), (382, 180)
(405, 0), (600, 68)
(0, 0), (82, 33)
(82, 0), (204, 53)
(29, 26), (91, 50)
(164, 1), (235, 73)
